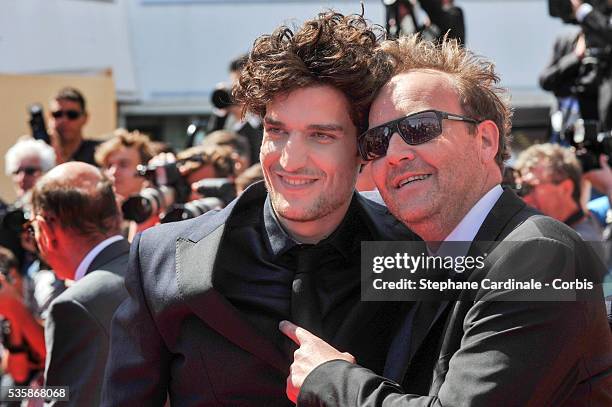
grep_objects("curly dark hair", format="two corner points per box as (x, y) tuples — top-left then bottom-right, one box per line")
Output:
(233, 11), (389, 134)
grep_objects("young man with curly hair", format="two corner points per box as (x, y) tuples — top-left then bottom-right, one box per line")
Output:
(101, 11), (416, 406)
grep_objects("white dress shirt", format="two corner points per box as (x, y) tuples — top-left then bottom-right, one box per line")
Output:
(432, 185), (503, 257)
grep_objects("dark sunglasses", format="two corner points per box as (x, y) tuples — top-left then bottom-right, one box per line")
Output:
(514, 179), (560, 197)
(12, 166), (41, 176)
(358, 109), (481, 161)
(51, 110), (83, 120)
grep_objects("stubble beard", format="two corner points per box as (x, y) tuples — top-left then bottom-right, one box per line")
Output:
(268, 186), (345, 223)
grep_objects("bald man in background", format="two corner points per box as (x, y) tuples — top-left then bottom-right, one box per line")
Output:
(30, 162), (129, 406)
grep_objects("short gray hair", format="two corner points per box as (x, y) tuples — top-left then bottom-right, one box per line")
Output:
(5, 138), (56, 175)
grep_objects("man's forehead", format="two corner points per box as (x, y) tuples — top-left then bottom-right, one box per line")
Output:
(370, 71), (459, 123)
(264, 85), (353, 130)
(521, 162), (554, 180)
(50, 98), (82, 110)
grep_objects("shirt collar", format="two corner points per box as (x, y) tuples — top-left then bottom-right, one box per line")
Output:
(444, 185), (503, 243)
(263, 195), (298, 258)
(74, 235), (124, 281)
(263, 193), (359, 260)
(429, 185), (502, 258)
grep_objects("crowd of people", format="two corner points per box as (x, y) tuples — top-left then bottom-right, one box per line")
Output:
(0, 83), (265, 405)
(0, 1), (609, 406)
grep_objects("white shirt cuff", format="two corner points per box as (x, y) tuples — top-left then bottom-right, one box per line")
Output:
(576, 3), (594, 22)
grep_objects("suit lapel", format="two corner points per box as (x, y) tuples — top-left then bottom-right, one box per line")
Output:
(398, 189), (529, 378)
(175, 189), (289, 375)
(472, 188), (527, 243)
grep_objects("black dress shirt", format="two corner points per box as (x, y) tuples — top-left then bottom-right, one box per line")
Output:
(215, 193), (379, 359)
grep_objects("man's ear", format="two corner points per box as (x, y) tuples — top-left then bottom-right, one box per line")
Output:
(37, 216), (57, 248)
(477, 120), (500, 164)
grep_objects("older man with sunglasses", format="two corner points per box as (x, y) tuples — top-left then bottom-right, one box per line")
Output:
(282, 35), (612, 406)
(48, 87), (101, 166)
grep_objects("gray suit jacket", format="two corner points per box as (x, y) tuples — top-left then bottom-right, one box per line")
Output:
(44, 238), (130, 407)
(299, 190), (612, 406)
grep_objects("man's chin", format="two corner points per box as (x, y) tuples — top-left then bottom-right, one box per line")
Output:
(270, 195), (325, 223)
(274, 205), (323, 223)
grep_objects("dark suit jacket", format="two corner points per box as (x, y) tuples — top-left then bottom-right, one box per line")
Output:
(101, 182), (416, 406)
(44, 238), (130, 407)
(298, 190), (612, 406)
(539, 31), (600, 122)
(581, 8), (612, 130)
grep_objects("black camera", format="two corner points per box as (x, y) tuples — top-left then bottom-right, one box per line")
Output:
(121, 162), (191, 223)
(211, 87), (234, 110)
(564, 119), (612, 171)
(28, 104), (50, 145)
(0, 208), (27, 234)
(192, 178), (236, 205)
(159, 178), (236, 224)
(159, 197), (224, 224)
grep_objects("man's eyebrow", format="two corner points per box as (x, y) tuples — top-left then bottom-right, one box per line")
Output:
(306, 124), (344, 132)
(264, 118), (345, 132)
(263, 117), (284, 126)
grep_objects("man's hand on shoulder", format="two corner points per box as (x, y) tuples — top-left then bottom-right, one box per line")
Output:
(279, 320), (355, 403)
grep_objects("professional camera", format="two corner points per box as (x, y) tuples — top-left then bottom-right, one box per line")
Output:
(211, 87), (234, 110)
(0, 207), (27, 234)
(121, 161), (191, 223)
(159, 197), (224, 224)
(159, 178), (236, 224)
(564, 119), (612, 171)
(28, 104), (50, 145)
(192, 178), (236, 205)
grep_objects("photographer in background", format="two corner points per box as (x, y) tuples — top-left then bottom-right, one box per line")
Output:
(48, 87), (100, 166)
(540, 29), (598, 142)
(515, 143), (604, 241)
(571, 0), (612, 130)
(208, 55), (263, 164)
(201, 130), (251, 175)
(123, 143), (237, 239)
(94, 129), (155, 203)
(176, 144), (236, 199)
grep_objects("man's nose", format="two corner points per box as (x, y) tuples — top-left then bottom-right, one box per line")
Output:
(385, 133), (416, 166)
(279, 134), (308, 171)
